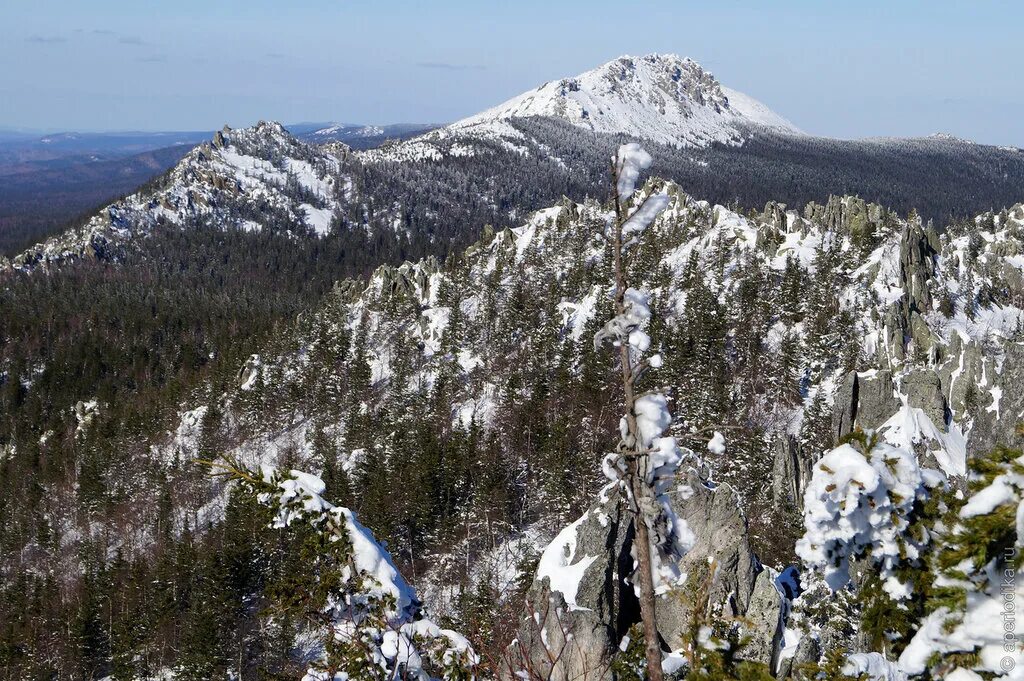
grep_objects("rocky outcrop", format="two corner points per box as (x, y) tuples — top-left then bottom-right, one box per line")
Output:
(963, 340), (1024, 456)
(757, 201), (788, 251)
(373, 256), (440, 302)
(212, 126), (229, 149)
(899, 220), (939, 314)
(802, 195), (884, 242)
(507, 468), (785, 680)
(771, 435), (813, 510)
(901, 369), (947, 431)
(832, 370), (900, 441)
(655, 471), (782, 666)
(237, 355), (262, 390)
(322, 140), (353, 161)
(874, 219), (941, 366)
(331, 278), (366, 303)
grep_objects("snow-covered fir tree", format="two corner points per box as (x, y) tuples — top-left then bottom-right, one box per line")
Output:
(206, 457), (478, 680)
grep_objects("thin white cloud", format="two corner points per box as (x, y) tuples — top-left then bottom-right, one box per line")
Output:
(417, 61), (486, 71)
(27, 35), (67, 44)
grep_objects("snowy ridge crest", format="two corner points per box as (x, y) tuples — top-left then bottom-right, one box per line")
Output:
(5, 121), (356, 272)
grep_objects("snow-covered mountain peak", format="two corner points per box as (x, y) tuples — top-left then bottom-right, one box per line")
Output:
(213, 120), (311, 158)
(363, 53), (802, 163)
(452, 53), (800, 146)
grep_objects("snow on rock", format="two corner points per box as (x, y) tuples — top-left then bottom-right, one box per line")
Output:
(8, 121), (354, 272)
(707, 431), (726, 455)
(365, 54), (801, 164)
(451, 54), (801, 149)
(239, 354), (263, 391)
(843, 652), (908, 681)
(536, 514), (599, 611)
(201, 185), (1024, 677)
(944, 671), (986, 681)
(877, 401), (967, 477)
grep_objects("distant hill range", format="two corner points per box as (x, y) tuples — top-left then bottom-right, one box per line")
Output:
(5, 53), (1024, 265)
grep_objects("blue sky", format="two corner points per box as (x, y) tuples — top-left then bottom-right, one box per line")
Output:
(2, 0), (1022, 145)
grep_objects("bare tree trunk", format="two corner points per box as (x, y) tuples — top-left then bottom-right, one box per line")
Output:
(610, 166), (664, 681)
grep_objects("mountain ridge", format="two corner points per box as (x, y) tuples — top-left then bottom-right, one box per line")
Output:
(9, 54), (1024, 275)
(1, 121), (359, 272)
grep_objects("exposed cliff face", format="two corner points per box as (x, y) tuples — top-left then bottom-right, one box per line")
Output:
(822, 205), (1024, 472)
(764, 209), (1024, 554)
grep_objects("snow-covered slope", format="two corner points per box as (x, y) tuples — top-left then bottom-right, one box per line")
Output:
(365, 54), (801, 162)
(4, 122), (355, 272)
(456, 54), (800, 143)
(299, 122), (439, 148)
(312, 124), (385, 139)
(720, 85), (799, 131)
(217, 187), (1024, 499)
